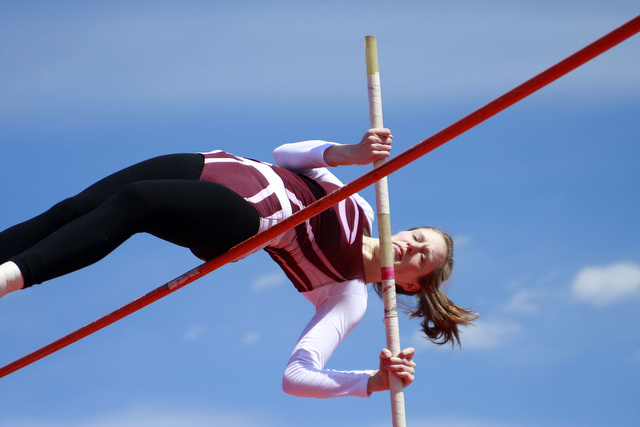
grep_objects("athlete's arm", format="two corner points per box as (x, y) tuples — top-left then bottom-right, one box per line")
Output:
(272, 128), (392, 170)
(323, 128), (392, 166)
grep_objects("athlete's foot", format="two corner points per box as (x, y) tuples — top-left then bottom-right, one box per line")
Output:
(0, 261), (24, 299)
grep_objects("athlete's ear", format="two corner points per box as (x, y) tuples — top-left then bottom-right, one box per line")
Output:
(400, 282), (420, 293)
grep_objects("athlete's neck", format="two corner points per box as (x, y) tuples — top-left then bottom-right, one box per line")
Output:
(361, 236), (380, 283)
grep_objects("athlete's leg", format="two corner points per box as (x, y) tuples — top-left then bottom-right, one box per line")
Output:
(10, 180), (259, 287)
(0, 154), (204, 264)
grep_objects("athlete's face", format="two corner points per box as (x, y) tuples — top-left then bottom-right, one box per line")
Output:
(390, 228), (449, 293)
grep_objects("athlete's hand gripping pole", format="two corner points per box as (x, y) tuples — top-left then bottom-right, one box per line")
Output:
(365, 35), (407, 427)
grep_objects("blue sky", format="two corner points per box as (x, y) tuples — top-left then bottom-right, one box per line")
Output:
(1, 1), (639, 426)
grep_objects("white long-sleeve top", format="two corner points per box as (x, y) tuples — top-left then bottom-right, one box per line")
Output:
(273, 140), (375, 398)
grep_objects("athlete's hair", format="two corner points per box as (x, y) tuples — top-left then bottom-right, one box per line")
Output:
(374, 227), (478, 347)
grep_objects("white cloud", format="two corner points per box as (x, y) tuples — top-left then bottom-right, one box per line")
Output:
(241, 331), (261, 345)
(1, 1), (638, 123)
(459, 319), (521, 349)
(183, 324), (206, 341)
(503, 271), (564, 314)
(505, 288), (544, 314)
(571, 262), (640, 307)
(411, 319), (521, 351)
(402, 416), (525, 427)
(2, 406), (270, 427)
(7, 409), (529, 427)
(504, 286), (563, 315)
(410, 329), (440, 352)
(369, 414), (532, 427)
(453, 233), (472, 248)
(250, 272), (286, 292)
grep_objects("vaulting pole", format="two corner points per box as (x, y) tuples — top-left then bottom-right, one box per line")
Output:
(365, 35), (406, 427)
(1, 14), (638, 379)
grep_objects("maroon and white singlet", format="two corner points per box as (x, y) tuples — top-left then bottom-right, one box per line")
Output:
(199, 146), (373, 292)
(201, 141), (376, 398)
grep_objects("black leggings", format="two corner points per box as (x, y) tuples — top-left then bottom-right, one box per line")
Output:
(0, 154), (260, 287)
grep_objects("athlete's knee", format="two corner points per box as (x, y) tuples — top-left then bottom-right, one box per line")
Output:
(44, 195), (93, 226)
(108, 182), (155, 219)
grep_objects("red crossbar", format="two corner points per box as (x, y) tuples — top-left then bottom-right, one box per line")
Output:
(1, 14), (638, 379)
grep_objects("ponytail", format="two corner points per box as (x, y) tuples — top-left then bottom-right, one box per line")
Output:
(411, 287), (478, 346)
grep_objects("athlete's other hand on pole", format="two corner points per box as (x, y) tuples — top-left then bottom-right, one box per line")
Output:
(367, 347), (416, 394)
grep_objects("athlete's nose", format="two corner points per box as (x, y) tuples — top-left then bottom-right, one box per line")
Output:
(407, 242), (427, 255)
